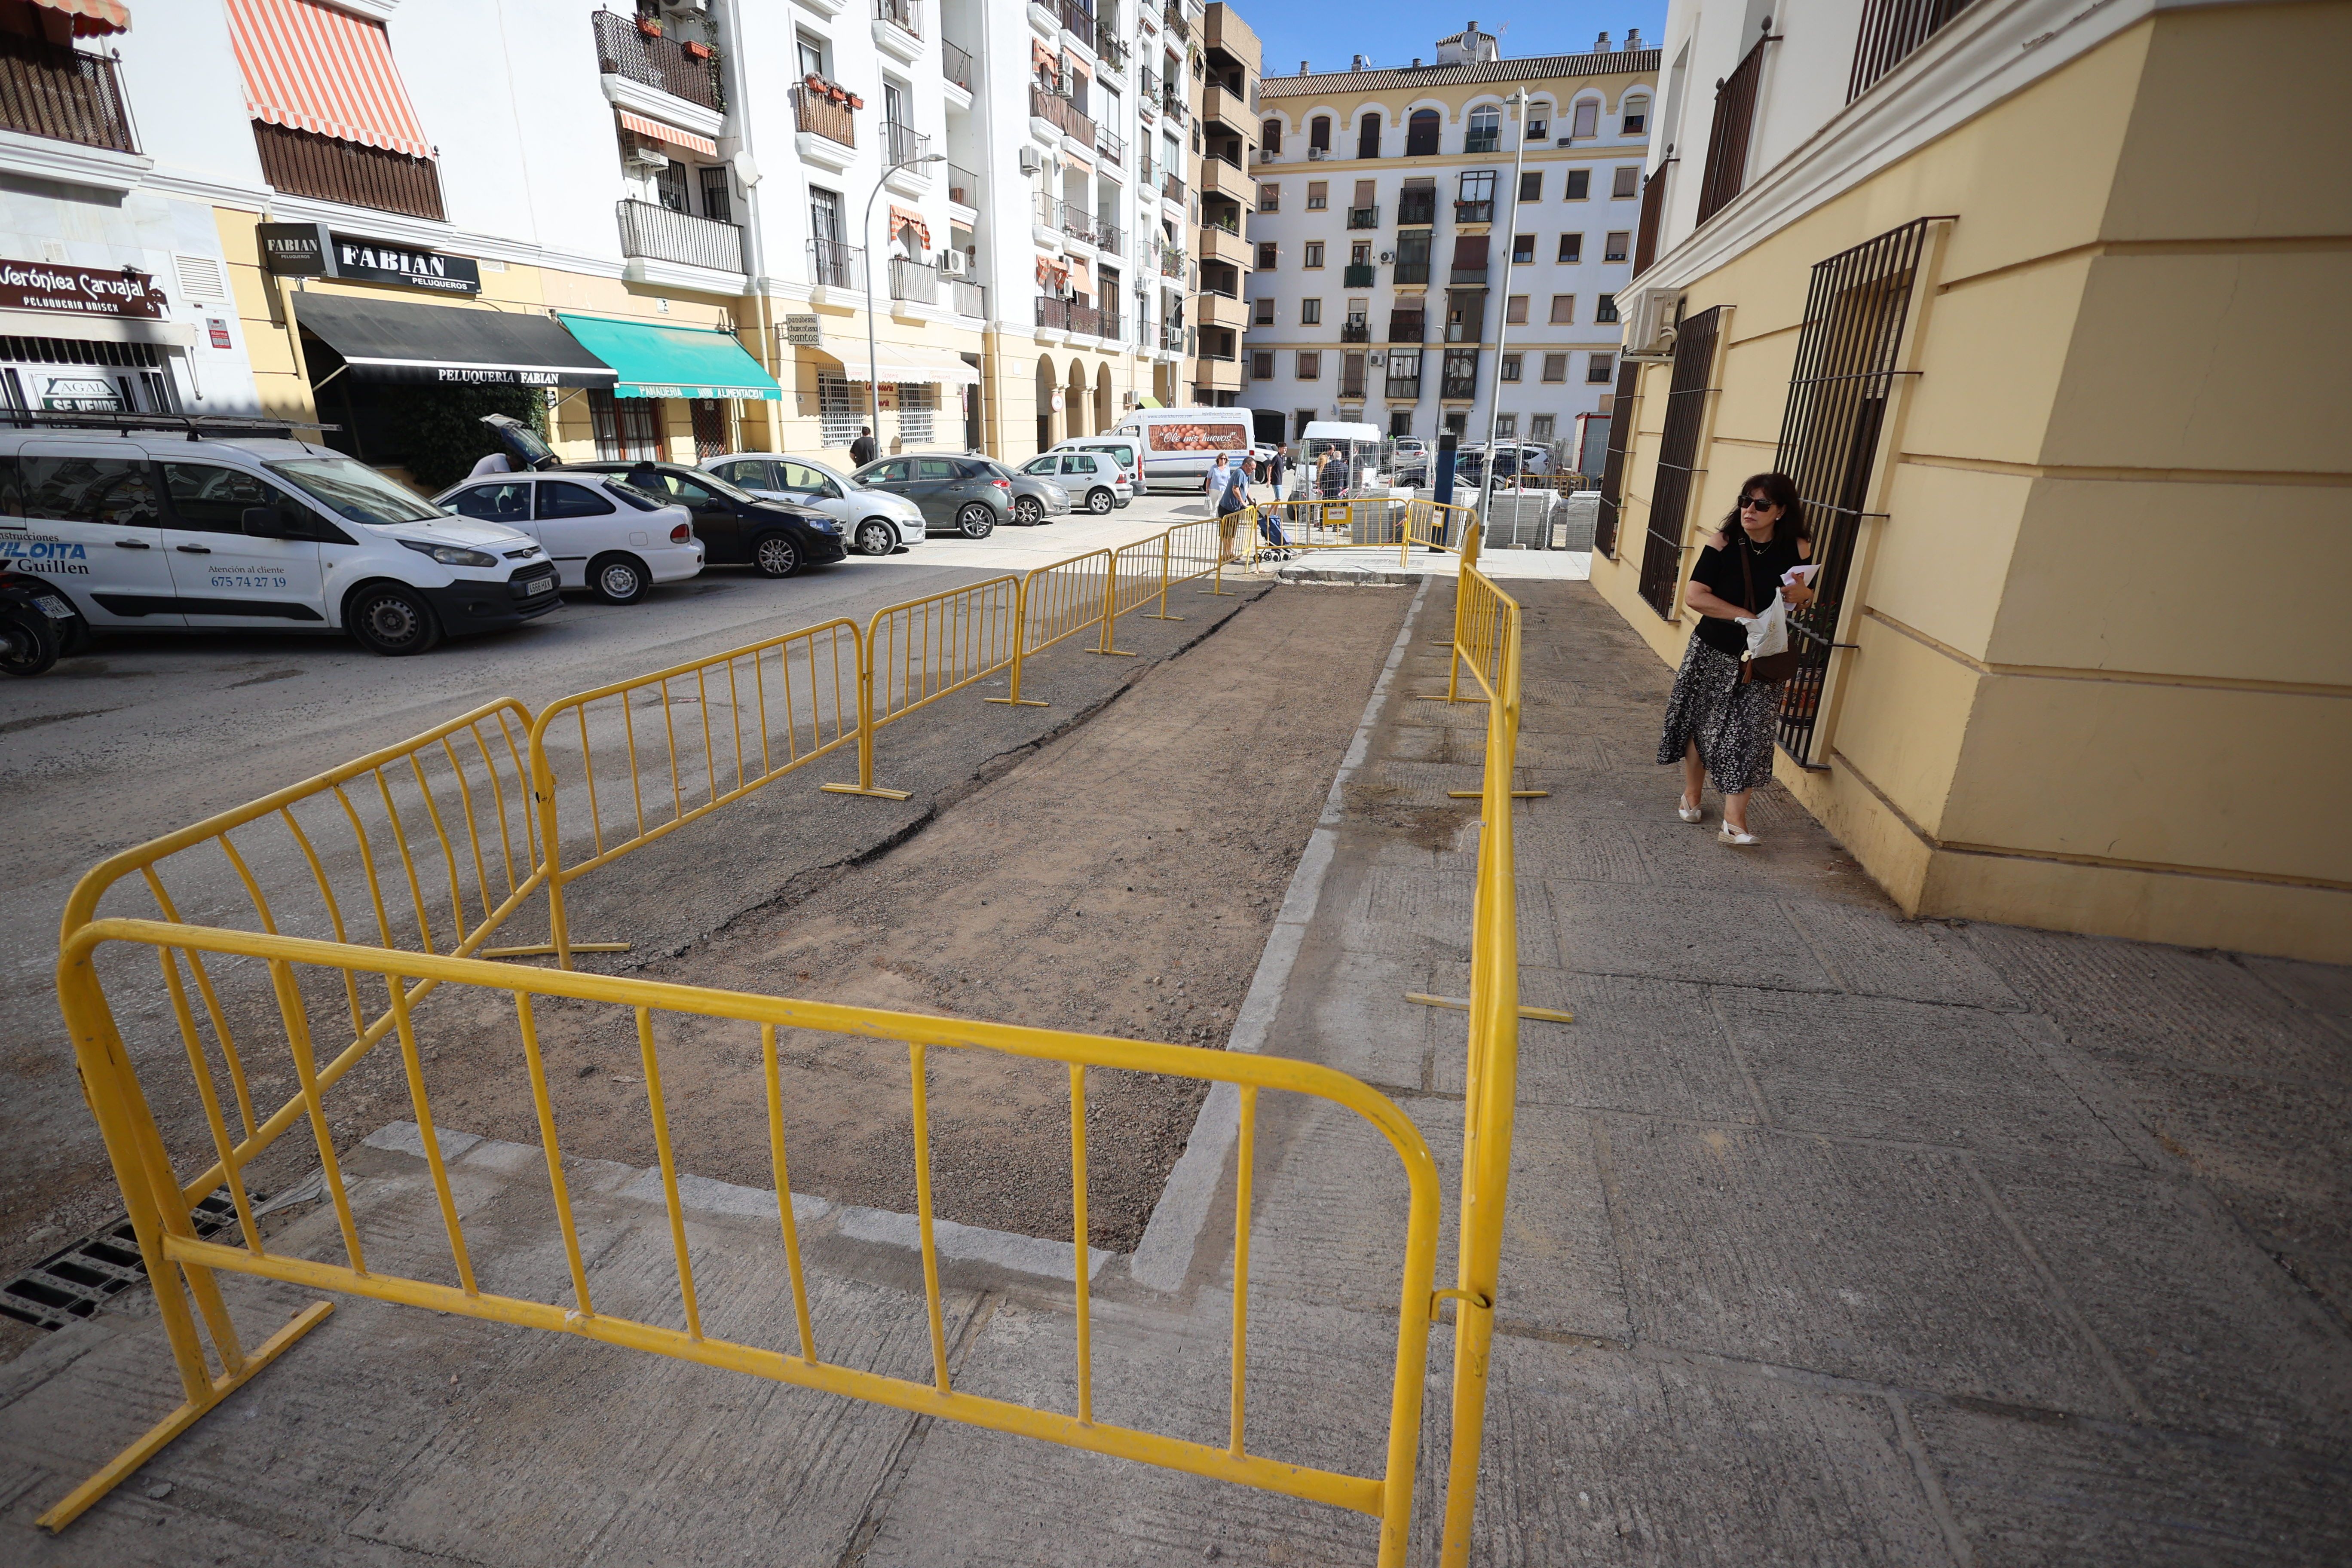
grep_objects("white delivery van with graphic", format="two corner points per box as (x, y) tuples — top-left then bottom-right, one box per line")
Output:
(1108, 407), (1254, 492)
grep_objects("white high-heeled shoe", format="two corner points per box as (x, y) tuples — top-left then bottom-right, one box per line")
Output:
(1719, 822), (1761, 847)
(1677, 796), (1703, 824)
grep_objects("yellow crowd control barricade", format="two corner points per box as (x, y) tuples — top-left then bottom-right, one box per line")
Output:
(1243, 497), (1480, 570)
(43, 920), (1445, 1564)
(530, 619), (864, 964)
(1433, 564), (1527, 1568)
(822, 575), (1022, 797)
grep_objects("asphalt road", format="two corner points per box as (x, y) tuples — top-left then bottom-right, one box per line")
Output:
(0, 492), (1211, 1302)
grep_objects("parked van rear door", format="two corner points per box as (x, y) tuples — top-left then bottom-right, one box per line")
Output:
(14, 443), (181, 627)
(157, 459), (327, 627)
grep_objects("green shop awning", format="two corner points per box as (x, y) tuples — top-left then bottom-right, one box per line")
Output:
(554, 314), (781, 401)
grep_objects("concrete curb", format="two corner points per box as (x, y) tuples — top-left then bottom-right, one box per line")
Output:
(1127, 574), (1433, 1294)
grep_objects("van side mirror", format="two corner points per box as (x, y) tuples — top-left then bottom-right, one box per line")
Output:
(242, 504), (303, 539)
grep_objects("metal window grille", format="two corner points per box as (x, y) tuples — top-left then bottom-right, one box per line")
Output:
(1771, 218), (1934, 766)
(1850, 0), (1976, 100)
(1590, 359), (1646, 554)
(818, 375), (862, 446)
(1696, 35), (1770, 226)
(1632, 157), (1674, 275)
(1634, 305), (1722, 617)
(896, 383), (937, 444)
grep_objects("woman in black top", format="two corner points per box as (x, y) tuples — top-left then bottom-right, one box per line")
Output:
(1655, 472), (1814, 845)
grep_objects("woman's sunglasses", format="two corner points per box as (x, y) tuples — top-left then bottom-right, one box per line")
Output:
(1738, 496), (1776, 511)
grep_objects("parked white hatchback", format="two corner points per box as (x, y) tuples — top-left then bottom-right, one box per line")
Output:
(1022, 449), (1130, 513)
(699, 452), (926, 557)
(434, 472), (702, 604)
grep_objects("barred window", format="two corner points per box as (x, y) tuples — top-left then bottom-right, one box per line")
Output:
(817, 375), (862, 447)
(896, 383), (937, 444)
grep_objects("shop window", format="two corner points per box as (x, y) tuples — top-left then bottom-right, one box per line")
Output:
(1558, 233), (1582, 263)
(897, 384), (937, 444)
(590, 391), (663, 459)
(1565, 169), (1590, 200)
(1550, 295), (1575, 323)
(1300, 298), (1322, 324)
(1542, 353), (1567, 382)
(1613, 167), (1640, 199)
(1587, 352), (1615, 383)
(1499, 353), (1521, 382)
(818, 376), (862, 446)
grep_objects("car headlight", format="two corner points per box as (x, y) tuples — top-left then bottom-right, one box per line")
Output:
(399, 538), (499, 568)
(809, 517), (841, 533)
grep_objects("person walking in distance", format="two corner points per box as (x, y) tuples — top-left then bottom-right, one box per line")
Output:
(1656, 472), (1814, 845)
(1210, 453), (1244, 563)
(1268, 444), (1288, 498)
(849, 426), (878, 467)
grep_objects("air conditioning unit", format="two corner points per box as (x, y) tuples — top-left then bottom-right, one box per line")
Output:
(1018, 147), (1042, 175)
(661, 0), (710, 15)
(626, 146), (671, 172)
(1307, 146), (1327, 160)
(1621, 285), (1685, 360)
(940, 249), (968, 276)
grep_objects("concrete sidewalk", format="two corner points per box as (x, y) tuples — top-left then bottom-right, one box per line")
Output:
(4, 578), (2348, 1564)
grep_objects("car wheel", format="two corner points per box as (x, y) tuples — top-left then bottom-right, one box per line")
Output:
(956, 504), (995, 540)
(346, 582), (443, 657)
(1014, 496), (1043, 526)
(1085, 487), (1115, 514)
(588, 553), (650, 605)
(0, 605), (59, 677)
(854, 519), (896, 557)
(751, 533), (802, 578)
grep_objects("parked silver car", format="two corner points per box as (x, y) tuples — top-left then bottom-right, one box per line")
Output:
(701, 452), (926, 557)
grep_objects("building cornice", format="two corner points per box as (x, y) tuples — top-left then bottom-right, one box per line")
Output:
(1260, 49), (1663, 98)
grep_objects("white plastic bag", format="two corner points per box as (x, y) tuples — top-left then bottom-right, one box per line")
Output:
(1743, 594), (1789, 659)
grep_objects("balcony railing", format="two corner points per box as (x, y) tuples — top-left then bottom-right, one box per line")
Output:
(1393, 260), (1430, 285)
(1097, 126), (1126, 166)
(808, 236), (866, 290)
(885, 119), (931, 165)
(1345, 205), (1379, 229)
(1099, 306), (1123, 341)
(946, 162), (981, 205)
(1037, 295), (1070, 331)
(1159, 248), (1185, 279)
(1849, 0), (1972, 100)
(1062, 202), (1097, 244)
(1162, 0), (1190, 40)
(0, 31), (135, 153)
(1339, 322), (1369, 343)
(1060, 0), (1096, 49)
(1162, 171), (1185, 203)
(1441, 374), (1479, 400)
(1386, 313), (1424, 343)
(1161, 90), (1187, 124)
(876, 0), (922, 36)
(1069, 299), (1102, 335)
(618, 198), (748, 273)
(1029, 84), (1097, 149)
(1161, 324), (1188, 352)
(1343, 263), (1376, 287)
(255, 123), (442, 220)
(1096, 221), (1124, 256)
(1697, 34), (1769, 224)
(942, 37), (975, 90)
(592, 10), (723, 111)
(1384, 377), (1420, 400)
(1339, 373), (1366, 398)
(1450, 264), (1488, 285)
(1139, 67), (1161, 101)
(793, 85), (857, 147)
(889, 255), (940, 304)
(1096, 30), (1130, 71)
(1397, 193), (1436, 225)
(952, 277), (988, 317)
(1454, 199), (1493, 224)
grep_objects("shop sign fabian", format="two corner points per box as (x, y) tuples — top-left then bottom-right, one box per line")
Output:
(0, 259), (168, 319)
(258, 222), (482, 295)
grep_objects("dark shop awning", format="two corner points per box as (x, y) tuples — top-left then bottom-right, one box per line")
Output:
(294, 291), (618, 389)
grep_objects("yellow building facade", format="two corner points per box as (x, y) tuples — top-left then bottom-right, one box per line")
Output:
(1595, 1), (2349, 963)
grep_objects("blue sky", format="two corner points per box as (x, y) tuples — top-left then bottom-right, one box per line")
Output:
(1242, 1), (1670, 79)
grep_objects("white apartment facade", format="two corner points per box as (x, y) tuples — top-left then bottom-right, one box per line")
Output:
(0, 0), (1217, 481)
(1242, 24), (1657, 464)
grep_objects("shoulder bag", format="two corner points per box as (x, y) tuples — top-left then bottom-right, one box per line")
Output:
(1737, 539), (1804, 686)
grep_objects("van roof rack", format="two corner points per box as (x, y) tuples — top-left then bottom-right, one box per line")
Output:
(0, 411), (342, 441)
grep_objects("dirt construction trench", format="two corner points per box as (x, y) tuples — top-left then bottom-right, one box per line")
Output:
(409, 582), (1414, 1251)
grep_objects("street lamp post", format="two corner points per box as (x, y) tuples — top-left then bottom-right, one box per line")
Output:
(1473, 91), (1534, 551)
(863, 153), (946, 453)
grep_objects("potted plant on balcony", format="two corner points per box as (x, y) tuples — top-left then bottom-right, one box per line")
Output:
(683, 39), (714, 59)
(637, 13), (662, 36)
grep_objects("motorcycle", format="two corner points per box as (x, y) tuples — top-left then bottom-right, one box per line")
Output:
(0, 569), (84, 677)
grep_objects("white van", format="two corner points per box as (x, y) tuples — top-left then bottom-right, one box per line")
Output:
(1108, 408), (1254, 492)
(0, 415), (560, 655)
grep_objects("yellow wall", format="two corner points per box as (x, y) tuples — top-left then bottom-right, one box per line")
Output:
(1586, 4), (2352, 962)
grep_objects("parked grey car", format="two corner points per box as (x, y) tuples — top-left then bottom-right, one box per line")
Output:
(851, 455), (1059, 536)
(968, 457), (1071, 527)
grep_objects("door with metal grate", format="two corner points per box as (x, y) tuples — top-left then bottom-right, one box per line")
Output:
(1635, 306), (1723, 618)
(1771, 219), (1935, 765)
(690, 398), (729, 459)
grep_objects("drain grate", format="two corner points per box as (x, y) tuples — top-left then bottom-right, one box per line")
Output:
(0, 1192), (246, 1331)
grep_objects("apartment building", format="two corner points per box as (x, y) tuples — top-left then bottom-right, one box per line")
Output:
(1242, 23), (1657, 453)
(1595, 0), (2347, 960)
(0, 0), (1229, 477)
(1177, 1), (1257, 406)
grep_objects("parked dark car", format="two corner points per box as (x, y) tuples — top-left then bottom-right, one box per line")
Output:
(565, 460), (847, 577)
(848, 454), (1018, 538)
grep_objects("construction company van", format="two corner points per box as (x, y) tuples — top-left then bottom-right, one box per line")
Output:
(1109, 407), (1254, 492)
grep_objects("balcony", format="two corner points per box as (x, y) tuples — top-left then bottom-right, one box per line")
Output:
(1449, 263), (1487, 285)
(1162, 0), (1190, 40)
(808, 237), (866, 291)
(618, 198), (748, 275)
(1061, 202), (1097, 246)
(1161, 324), (1189, 353)
(1343, 263), (1376, 287)
(1339, 372), (1367, 400)
(942, 37), (975, 92)
(1464, 129), (1499, 154)
(1339, 322), (1369, 343)
(1096, 221), (1125, 257)
(889, 255), (940, 305)
(1454, 199), (1493, 224)
(1069, 299), (1102, 336)
(1139, 67), (1161, 103)
(1200, 83), (1237, 129)
(1345, 205), (1379, 230)
(1386, 313), (1424, 343)
(1397, 192), (1436, 225)
(1097, 30), (1130, 72)
(1393, 260), (1430, 285)
(1698, 34), (1768, 224)
(1060, 0), (1096, 50)
(1097, 126), (1126, 167)
(592, 11), (723, 112)
(1099, 306), (1124, 341)
(1158, 246), (1185, 279)
(874, 0), (923, 59)
(946, 162), (980, 208)
(884, 119), (931, 168)
(1161, 90), (1188, 125)
(952, 277), (987, 317)
(1850, 0), (1972, 100)
(0, 31), (135, 154)
(1162, 171), (1185, 203)
(1441, 373), (1479, 401)
(792, 84), (857, 158)
(1384, 377), (1421, 401)
(1030, 84), (1097, 149)
(1036, 296), (1070, 331)
(254, 124), (442, 220)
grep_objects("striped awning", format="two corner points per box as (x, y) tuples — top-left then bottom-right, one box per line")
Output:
(30, 0), (131, 37)
(618, 110), (716, 159)
(888, 205), (931, 253)
(226, 0), (432, 159)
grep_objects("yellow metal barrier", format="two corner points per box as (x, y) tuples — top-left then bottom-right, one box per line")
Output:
(1241, 497), (1480, 569)
(43, 918), (1444, 1563)
(530, 619), (863, 961)
(1433, 564), (1527, 1568)
(821, 575), (1022, 797)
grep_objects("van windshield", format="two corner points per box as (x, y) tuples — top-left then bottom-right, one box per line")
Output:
(266, 456), (443, 527)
